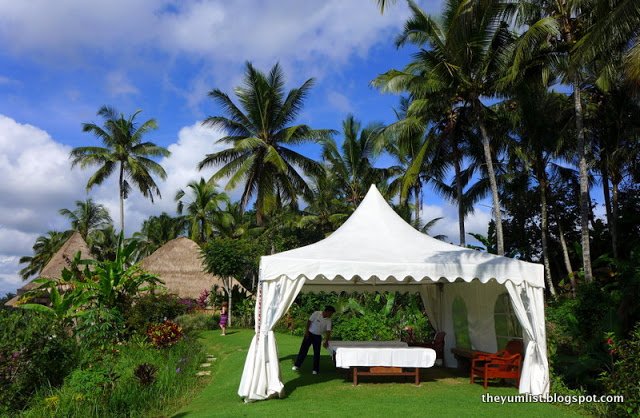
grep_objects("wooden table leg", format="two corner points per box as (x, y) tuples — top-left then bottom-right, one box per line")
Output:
(353, 367), (358, 386)
(414, 368), (420, 385)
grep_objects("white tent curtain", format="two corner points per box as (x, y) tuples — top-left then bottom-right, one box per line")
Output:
(505, 281), (550, 395)
(418, 284), (442, 331)
(238, 275), (305, 401)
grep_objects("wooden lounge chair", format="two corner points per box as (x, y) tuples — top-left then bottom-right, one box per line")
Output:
(470, 339), (523, 389)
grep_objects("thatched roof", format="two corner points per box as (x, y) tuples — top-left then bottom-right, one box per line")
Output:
(39, 231), (92, 279)
(138, 237), (248, 299)
(5, 231), (93, 307)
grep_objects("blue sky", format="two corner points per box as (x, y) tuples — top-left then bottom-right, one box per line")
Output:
(0, 0), (502, 297)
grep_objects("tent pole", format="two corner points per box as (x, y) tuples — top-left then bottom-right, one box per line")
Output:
(437, 282), (444, 331)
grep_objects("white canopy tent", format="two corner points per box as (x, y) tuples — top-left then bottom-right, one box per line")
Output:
(238, 185), (549, 401)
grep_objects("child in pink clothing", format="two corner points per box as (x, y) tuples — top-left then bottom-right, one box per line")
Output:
(219, 302), (228, 336)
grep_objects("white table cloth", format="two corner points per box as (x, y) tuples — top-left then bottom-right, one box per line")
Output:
(327, 341), (408, 355)
(328, 341), (436, 369)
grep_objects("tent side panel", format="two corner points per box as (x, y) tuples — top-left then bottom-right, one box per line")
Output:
(440, 280), (505, 367)
(238, 276), (306, 401)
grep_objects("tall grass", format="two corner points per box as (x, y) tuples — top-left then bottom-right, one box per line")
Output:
(22, 336), (207, 417)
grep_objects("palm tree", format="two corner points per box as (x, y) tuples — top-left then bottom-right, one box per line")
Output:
(59, 198), (112, 241)
(198, 62), (334, 224)
(588, 74), (640, 259)
(213, 201), (256, 239)
(508, 0), (600, 279)
(373, 0), (515, 254)
(299, 171), (351, 236)
(321, 115), (391, 208)
(70, 106), (170, 233)
(573, 0), (640, 83)
(19, 231), (72, 279)
(382, 97), (440, 223)
(89, 225), (119, 261)
(383, 95), (487, 246)
(505, 84), (573, 296)
(131, 213), (187, 259)
(175, 178), (230, 244)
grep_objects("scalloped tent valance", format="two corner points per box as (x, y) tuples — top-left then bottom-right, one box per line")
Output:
(260, 185), (544, 288)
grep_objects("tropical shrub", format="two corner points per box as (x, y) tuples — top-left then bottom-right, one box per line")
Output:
(82, 236), (163, 312)
(76, 307), (125, 351)
(547, 248), (640, 394)
(546, 283), (615, 392)
(179, 297), (198, 312)
(147, 320), (184, 348)
(22, 339), (205, 417)
(124, 293), (189, 335)
(276, 292), (429, 341)
(0, 310), (77, 413)
(274, 303), (308, 336)
(233, 296), (256, 328)
(61, 363), (120, 401)
(332, 311), (395, 341)
(18, 258), (91, 324)
(174, 313), (218, 335)
(133, 363), (158, 386)
(600, 324), (640, 417)
(196, 289), (210, 308)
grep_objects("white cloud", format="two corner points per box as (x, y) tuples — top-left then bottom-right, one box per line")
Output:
(0, 0), (160, 58)
(105, 71), (139, 97)
(327, 91), (353, 114)
(0, 114), (231, 296)
(421, 202), (492, 247)
(120, 121), (231, 231)
(0, 1), (415, 112)
(0, 115), (86, 233)
(0, 75), (19, 86)
(0, 1), (408, 75)
(0, 272), (23, 298)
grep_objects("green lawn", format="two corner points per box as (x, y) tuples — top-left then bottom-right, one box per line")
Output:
(173, 330), (589, 418)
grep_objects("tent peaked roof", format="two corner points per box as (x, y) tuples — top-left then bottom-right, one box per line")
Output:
(261, 185), (544, 287)
(139, 237), (247, 299)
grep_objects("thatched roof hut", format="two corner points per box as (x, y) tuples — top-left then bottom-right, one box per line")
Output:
(138, 237), (248, 299)
(5, 231), (93, 307)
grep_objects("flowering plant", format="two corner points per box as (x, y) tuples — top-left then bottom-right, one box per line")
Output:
(196, 289), (211, 309)
(146, 320), (183, 348)
(178, 298), (197, 313)
(604, 332), (617, 356)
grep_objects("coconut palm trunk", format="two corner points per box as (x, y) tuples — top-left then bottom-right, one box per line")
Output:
(552, 202), (576, 296)
(573, 80), (593, 282)
(414, 187), (421, 224)
(119, 162), (125, 233)
(454, 158), (466, 246)
(601, 166), (614, 254)
(537, 163), (557, 297)
(611, 179), (620, 259)
(478, 121), (504, 255)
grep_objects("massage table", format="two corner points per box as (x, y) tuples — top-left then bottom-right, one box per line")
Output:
(327, 341), (436, 385)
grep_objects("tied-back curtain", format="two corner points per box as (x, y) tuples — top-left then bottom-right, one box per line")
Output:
(238, 275), (306, 401)
(419, 285), (441, 331)
(505, 281), (550, 395)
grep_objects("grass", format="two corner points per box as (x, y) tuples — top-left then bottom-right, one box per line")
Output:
(173, 330), (591, 418)
(22, 337), (206, 418)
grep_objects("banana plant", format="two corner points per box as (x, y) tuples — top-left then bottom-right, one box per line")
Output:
(82, 233), (163, 310)
(19, 277), (90, 324)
